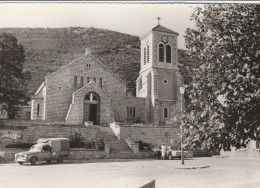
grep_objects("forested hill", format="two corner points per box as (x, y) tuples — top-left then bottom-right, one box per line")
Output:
(0, 27), (188, 97)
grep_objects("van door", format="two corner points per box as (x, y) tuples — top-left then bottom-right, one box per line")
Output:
(41, 145), (52, 160)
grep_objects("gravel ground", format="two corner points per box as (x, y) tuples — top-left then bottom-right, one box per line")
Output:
(0, 157), (259, 188)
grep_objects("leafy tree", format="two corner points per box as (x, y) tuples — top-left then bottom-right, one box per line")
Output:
(0, 33), (30, 118)
(183, 4), (260, 150)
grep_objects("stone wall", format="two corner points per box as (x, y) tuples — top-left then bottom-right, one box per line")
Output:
(117, 125), (180, 147)
(23, 125), (97, 143)
(68, 148), (106, 160)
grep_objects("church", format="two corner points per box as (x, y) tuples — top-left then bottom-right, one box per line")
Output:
(31, 24), (182, 126)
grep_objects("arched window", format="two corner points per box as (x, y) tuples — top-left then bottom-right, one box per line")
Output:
(166, 45), (171, 63)
(99, 78), (102, 88)
(74, 76), (77, 86)
(93, 77), (96, 83)
(80, 76), (84, 87)
(144, 47), (146, 65)
(163, 108), (168, 119)
(159, 44), (164, 62)
(37, 104), (40, 116)
(87, 76), (90, 84)
(147, 45), (150, 63)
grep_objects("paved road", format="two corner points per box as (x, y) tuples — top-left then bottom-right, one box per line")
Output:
(0, 157), (260, 188)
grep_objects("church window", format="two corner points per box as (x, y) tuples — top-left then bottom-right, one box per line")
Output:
(99, 78), (102, 88)
(147, 45), (150, 63)
(159, 44), (164, 62)
(80, 76), (84, 87)
(93, 77), (96, 83)
(166, 45), (171, 63)
(74, 76), (77, 86)
(87, 76), (90, 84)
(144, 47), (146, 65)
(163, 108), (168, 119)
(163, 78), (168, 85)
(86, 64), (91, 68)
(127, 107), (136, 119)
(37, 104), (40, 116)
(139, 77), (142, 91)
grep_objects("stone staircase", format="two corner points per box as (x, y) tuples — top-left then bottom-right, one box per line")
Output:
(96, 126), (141, 159)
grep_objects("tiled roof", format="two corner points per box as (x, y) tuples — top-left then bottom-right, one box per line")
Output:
(152, 25), (178, 35)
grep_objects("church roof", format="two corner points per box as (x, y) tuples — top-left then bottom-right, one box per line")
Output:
(152, 25), (179, 35)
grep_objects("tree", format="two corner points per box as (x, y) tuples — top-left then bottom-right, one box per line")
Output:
(0, 33), (30, 118)
(183, 4), (260, 150)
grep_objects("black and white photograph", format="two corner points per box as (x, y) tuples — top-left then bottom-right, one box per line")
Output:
(0, 2), (259, 188)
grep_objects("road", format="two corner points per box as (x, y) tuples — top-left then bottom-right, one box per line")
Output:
(0, 157), (260, 188)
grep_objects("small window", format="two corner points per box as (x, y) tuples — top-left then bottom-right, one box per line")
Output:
(144, 47), (146, 65)
(99, 78), (102, 88)
(87, 76), (90, 84)
(58, 87), (61, 90)
(166, 45), (171, 63)
(147, 45), (149, 63)
(159, 44), (164, 62)
(37, 104), (40, 116)
(127, 106), (135, 119)
(80, 76), (84, 87)
(139, 77), (142, 91)
(113, 91), (117, 94)
(93, 77), (96, 83)
(163, 108), (168, 119)
(74, 76), (77, 86)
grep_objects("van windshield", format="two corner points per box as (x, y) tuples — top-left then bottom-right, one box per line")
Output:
(29, 145), (42, 152)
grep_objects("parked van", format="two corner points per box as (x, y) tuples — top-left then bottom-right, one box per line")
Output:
(15, 138), (70, 165)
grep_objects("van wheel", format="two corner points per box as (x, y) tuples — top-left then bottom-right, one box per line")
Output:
(46, 160), (51, 163)
(18, 162), (23, 165)
(30, 157), (37, 165)
(57, 156), (63, 163)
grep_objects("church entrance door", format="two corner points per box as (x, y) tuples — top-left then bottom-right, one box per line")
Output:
(83, 92), (100, 125)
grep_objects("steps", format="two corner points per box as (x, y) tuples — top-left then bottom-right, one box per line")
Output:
(96, 126), (141, 159)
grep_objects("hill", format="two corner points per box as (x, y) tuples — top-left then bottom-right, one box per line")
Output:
(0, 27), (189, 97)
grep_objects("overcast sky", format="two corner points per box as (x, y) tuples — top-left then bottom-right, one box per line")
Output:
(0, 3), (201, 49)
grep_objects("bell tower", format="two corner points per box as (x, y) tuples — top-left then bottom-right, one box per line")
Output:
(136, 20), (180, 126)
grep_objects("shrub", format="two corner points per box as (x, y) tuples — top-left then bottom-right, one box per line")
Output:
(5, 143), (34, 148)
(69, 132), (85, 148)
(95, 138), (105, 151)
(136, 140), (152, 151)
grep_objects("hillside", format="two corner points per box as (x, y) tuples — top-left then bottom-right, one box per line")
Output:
(0, 27), (140, 96)
(0, 27), (189, 97)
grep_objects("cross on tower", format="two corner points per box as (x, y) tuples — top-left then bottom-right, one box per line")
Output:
(157, 16), (161, 25)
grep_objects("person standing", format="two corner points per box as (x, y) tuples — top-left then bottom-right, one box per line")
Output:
(161, 143), (166, 160)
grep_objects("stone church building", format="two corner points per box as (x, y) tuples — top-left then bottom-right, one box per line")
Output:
(31, 24), (182, 126)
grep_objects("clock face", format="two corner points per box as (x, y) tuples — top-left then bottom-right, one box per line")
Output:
(161, 35), (169, 43)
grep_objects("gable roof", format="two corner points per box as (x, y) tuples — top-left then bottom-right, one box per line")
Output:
(152, 25), (179, 35)
(46, 54), (126, 85)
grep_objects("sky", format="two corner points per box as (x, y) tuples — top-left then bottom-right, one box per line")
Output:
(0, 3), (201, 49)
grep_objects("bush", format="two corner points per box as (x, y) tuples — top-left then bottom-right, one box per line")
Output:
(136, 140), (152, 151)
(70, 132), (85, 148)
(5, 143), (34, 148)
(95, 138), (105, 151)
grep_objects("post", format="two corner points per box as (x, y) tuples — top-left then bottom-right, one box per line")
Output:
(180, 86), (185, 165)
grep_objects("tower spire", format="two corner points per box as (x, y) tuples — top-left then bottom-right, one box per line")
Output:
(157, 16), (161, 25)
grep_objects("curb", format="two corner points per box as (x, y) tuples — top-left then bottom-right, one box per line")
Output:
(176, 165), (210, 169)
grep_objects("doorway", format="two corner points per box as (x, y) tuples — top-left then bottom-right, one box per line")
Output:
(83, 92), (100, 125)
